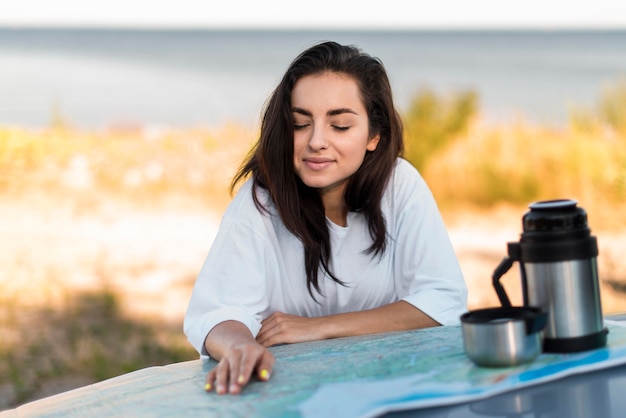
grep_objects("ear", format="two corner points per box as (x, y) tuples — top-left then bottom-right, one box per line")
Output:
(367, 134), (380, 151)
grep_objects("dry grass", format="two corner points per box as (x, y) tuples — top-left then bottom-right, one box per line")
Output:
(0, 123), (255, 211)
(423, 120), (626, 224)
(1, 114), (625, 410)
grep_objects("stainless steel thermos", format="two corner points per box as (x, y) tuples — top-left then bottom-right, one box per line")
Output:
(492, 199), (607, 353)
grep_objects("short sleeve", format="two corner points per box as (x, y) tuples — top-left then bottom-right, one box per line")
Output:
(183, 183), (274, 356)
(390, 160), (468, 325)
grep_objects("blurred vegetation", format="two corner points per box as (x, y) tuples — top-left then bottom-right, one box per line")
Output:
(0, 289), (197, 408)
(2, 79), (626, 409)
(569, 78), (626, 135)
(403, 88), (478, 171)
(402, 80), (626, 225)
(0, 124), (254, 211)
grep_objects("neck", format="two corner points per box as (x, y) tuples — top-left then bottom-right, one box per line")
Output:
(320, 183), (348, 226)
(325, 205), (348, 226)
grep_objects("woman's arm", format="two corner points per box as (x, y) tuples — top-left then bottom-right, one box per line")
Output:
(204, 320), (275, 395)
(256, 300), (438, 347)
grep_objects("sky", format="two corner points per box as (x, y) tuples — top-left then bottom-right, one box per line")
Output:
(2, 0), (626, 30)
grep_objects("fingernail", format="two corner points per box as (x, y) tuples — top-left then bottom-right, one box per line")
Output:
(237, 375), (245, 384)
(204, 383), (212, 391)
(216, 384), (226, 394)
(259, 369), (270, 380)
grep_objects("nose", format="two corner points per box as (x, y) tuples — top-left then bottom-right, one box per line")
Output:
(307, 125), (328, 151)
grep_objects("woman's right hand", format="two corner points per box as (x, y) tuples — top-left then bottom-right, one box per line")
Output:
(204, 321), (275, 395)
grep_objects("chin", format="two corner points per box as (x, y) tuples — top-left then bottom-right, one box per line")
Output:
(301, 179), (329, 189)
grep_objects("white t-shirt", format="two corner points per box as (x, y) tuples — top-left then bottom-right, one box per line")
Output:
(184, 158), (467, 355)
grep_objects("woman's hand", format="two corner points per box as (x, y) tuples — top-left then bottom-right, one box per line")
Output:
(256, 312), (325, 347)
(257, 302), (439, 348)
(204, 321), (275, 395)
(205, 341), (274, 395)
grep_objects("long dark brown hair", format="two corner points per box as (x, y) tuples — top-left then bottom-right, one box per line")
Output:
(232, 41), (404, 299)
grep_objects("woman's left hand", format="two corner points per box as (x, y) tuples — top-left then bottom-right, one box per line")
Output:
(256, 312), (325, 347)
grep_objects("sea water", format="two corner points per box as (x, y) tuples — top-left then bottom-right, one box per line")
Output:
(1, 28), (625, 129)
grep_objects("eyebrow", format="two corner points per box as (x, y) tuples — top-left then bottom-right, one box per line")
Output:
(292, 107), (358, 117)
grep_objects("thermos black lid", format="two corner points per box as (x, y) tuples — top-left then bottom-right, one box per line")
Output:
(523, 199), (588, 234)
(515, 199), (598, 261)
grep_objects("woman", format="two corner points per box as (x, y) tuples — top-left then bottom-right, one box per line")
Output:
(184, 41), (467, 395)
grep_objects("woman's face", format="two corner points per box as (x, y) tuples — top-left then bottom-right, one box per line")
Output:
(291, 71), (380, 200)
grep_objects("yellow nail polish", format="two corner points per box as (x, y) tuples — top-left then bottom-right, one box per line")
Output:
(204, 383), (211, 391)
(259, 369), (270, 380)
(237, 375), (245, 384)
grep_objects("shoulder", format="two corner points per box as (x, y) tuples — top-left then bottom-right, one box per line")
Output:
(387, 157), (430, 202)
(394, 157), (424, 180)
(380, 157), (442, 226)
(223, 178), (275, 226)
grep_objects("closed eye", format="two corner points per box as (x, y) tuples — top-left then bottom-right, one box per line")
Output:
(294, 123), (310, 130)
(333, 125), (350, 131)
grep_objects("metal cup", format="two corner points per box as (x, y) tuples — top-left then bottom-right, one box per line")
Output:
(461, 307), (547, 367)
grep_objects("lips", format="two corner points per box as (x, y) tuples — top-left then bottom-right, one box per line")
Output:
(303, 157), (334, 171)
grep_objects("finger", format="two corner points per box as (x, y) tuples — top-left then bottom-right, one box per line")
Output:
(260, 312), (287, 331)
(256, 329), (276, 347)
(256, 350), (275, 382)
(259, 321), (290, 347)
(228, 350), (245, 394)
(260, 311), (278, 326)
(228, 364), (246, 395)
(256, 320), (282, 347)
(255, 329), (267, 346)
(234, 348), (259, 388)
(214, 359), (232, 395)
(204, 369), (216, 392)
